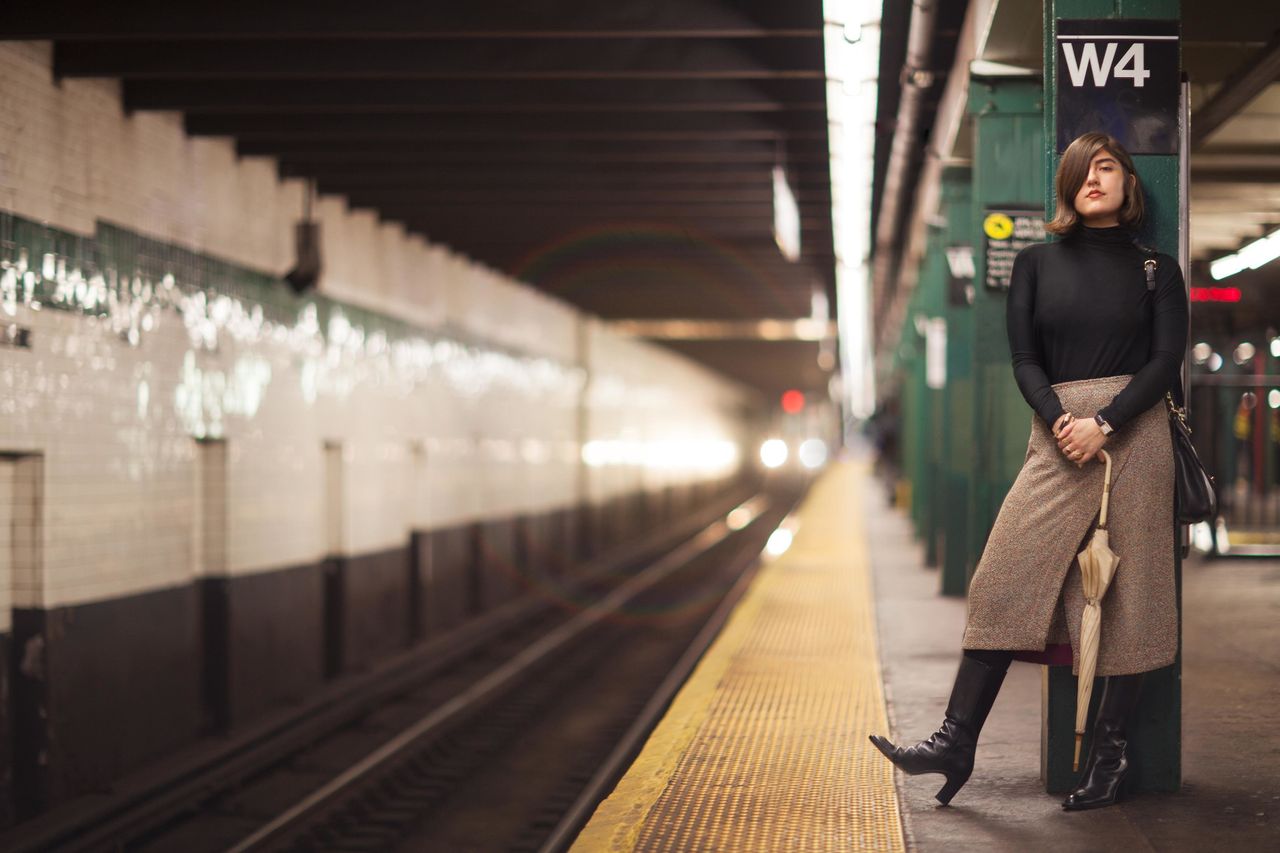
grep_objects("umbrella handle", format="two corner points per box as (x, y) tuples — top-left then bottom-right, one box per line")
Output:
(1097, 449), (1112, 529)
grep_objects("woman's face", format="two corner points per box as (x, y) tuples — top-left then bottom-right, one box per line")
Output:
(1073, 149), (1128, 226)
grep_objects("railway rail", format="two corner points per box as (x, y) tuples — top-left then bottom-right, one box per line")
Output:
(4, 480), (807, 853)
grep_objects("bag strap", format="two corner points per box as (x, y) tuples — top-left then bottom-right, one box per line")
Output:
(1134, 241), (1158, 292)
(1134, 240), (1189, 411)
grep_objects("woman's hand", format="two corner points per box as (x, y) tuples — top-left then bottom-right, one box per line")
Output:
(1057, 416), (1107, 467)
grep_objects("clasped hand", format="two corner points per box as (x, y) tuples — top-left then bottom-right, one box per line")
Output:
(1053, 413), (1107, 468)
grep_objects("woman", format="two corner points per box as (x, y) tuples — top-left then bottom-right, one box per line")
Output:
(869, 132), (1188, 810)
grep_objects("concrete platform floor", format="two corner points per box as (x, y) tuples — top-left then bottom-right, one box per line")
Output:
(865, 480), (1279, 852)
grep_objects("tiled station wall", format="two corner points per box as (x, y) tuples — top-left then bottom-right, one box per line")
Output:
(0, 41), (756, 820)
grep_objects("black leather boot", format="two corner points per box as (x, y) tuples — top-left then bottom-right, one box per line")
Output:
(1062, 673), (1144, 810)
(868, 653), (1008, 805)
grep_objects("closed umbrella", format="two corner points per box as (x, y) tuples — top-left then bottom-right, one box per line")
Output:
(1074, 449), (1120, 771)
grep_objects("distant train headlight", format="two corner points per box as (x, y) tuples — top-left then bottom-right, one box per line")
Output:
(760, 439), (788, 468)
(765, 527), (794, 557)
(798, 438), (828, 469)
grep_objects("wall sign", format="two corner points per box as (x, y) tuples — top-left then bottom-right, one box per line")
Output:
(944, 245), (975, 306)
(982, 210), (1044, 291)
(925, 318), (947, 390)
(1056, 19), (1180, 154)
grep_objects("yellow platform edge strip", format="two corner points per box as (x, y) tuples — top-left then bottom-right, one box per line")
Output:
(572, 461), (905, 852)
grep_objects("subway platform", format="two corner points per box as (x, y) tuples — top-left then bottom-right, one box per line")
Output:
(573, 459), (1279, 852)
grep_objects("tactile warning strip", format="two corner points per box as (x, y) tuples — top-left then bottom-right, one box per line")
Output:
(574, 462), (905, 852)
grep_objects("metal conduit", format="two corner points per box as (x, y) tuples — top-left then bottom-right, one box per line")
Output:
(872, 0), (939, 353)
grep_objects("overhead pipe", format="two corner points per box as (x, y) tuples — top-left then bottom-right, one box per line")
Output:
(871, 0), (939, 359)
(876, 0), (983, 394)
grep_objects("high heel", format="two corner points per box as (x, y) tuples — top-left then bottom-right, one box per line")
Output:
(868, 654), (1008, 805)
(934, 771), (969, 806)
(1062, 673), (1144, 810)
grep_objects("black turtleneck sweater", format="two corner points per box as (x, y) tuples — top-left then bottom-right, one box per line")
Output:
(1006, 225), (1188, 433)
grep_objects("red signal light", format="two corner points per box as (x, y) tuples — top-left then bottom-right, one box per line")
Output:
(781, 389), (805, 414)
(1190, 287), (1241, 303)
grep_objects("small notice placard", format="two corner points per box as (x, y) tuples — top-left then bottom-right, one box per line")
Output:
(982, 210), (1044, 291)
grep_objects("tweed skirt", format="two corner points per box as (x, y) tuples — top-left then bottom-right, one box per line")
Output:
(962, 375), (1178, 676)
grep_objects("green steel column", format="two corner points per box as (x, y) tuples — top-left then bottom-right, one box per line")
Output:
(898, 311), (921, 513)
(917, 219), (949, 567)
(967, 77), (1045, 581)
(940, 167), (975, 597)
(1042, 0), (1182, 795)
(907, 287), (927, 533)
(909, 261), (928, 536)
(909, 284), (930, 528)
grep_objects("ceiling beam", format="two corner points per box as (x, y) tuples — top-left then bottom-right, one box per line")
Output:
(4, 0), (822, 40)
(434, 241), (831, 264)
(1190, 30), (1280, 149)
(385, 205), (832, 222)
(656, 340), (831, 393)
(304, 168), (830, 189)
(182, 111), (824, 138)
(352, 191), (776, 204)
(409, 239), (824, 262)
(459, 259), (833, 295)
(54, 37), (822, 80)
(197, 123), (823, 145)
(381, 209), (829, 227)
(295, 169), (824, 192)
(399, 220), (833, 248)
(1190, 168), (1280, 184)
(476, 261), (830, 290)
(123, 77), (823, 113)
(1179, 4), (1280, 46)
(337, 189), (830, 207)
(122, 78), (824, 114)
(249, 137), (831, 161)
(523, 278), (808, 317)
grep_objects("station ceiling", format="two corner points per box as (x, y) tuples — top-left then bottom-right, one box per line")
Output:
(2, 1), (838, 399)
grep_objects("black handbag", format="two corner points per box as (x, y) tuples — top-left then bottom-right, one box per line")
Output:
(1165, 385), (1217, 523)
(1138, 245), (1217, 523)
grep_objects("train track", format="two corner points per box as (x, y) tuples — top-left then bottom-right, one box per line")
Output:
(8, 481), (806, 852)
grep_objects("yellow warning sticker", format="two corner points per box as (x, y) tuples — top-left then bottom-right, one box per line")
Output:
(983, 212), (1014, 240)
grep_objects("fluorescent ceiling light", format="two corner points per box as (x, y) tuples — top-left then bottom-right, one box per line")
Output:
(969, 59), (1038, 78)
(1210, 227), (1280, 280)
(824, 0), (883, 419)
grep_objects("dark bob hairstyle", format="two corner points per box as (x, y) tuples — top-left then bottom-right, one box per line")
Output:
(1045, 132), (1145, 236)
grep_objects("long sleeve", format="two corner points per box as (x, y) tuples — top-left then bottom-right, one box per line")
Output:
(1096, 257), (1188, 431)
(1006, 247), (1066, 428)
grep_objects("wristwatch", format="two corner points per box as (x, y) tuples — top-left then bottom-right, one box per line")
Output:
(1094, 414), (1114, 436)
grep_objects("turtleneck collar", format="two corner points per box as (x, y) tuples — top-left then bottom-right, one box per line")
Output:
(1068, 224), (1135, 251)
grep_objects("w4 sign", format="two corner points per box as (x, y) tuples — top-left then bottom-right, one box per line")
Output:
(1062, 42), (1151, 88)
(1055, 19), (1179, 154)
